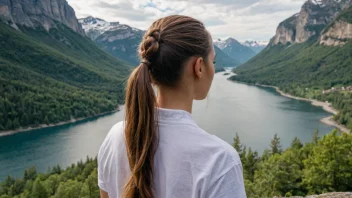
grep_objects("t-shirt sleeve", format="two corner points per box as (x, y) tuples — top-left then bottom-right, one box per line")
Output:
(97, 123), (120, 193)
(98, 135), (110, 192)
(205, 163), (247, 198)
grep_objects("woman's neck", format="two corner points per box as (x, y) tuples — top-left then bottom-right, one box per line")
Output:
(157, 86), (193, 114)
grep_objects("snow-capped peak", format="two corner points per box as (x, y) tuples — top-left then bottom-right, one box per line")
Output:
(79, 16), (120, 34)
(309, 0), (341, 7)
(78, 16), (142, 40)
(214, 37), (241, 49)
(241, 40), (269, 47)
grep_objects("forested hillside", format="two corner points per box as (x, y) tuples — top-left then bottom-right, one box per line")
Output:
(0, 22), (131, 132)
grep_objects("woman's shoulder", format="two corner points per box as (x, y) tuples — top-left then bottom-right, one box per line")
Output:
(98, 121), (126, 162)
(206, 131), (241, 166)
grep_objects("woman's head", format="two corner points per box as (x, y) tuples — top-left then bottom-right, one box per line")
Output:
(124, 15), (214, 198)
(139, 15), (215, 100)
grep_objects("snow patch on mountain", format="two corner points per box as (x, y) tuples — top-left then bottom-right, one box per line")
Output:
(241, 40), (269, 47)
(78, 16), (142, 40)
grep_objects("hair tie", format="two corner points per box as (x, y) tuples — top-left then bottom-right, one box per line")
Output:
(141, 61), (152, 71)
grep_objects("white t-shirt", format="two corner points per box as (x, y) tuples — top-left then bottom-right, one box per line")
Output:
(98, 108), (246, 198)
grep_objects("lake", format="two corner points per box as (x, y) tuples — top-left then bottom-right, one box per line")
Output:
(0, 72), (333, 180)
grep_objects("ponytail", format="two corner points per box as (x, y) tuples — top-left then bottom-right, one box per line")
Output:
(123, 63), (157, 198)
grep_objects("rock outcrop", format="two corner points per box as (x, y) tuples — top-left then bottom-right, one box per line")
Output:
(0, 0), (85, 36)
(320, 21), (352, 45)
(271, 14), (298, 45)
(270, 0), (352, 45)
(320, 5), (352, 46)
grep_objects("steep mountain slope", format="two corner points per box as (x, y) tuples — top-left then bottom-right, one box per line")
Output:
(214, 38), (256, 63)
(241, 40), (268, 53)
(79, 16), (143, 65)
(233, 1), (352, 130)
(214, 45), (240, 68)
(0, 1), (131, 132)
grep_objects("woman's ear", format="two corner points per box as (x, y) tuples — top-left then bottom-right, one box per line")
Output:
(193, 57), (204, 79)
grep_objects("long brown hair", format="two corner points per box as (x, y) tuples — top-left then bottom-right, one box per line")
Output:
(124, 15), (211, 198)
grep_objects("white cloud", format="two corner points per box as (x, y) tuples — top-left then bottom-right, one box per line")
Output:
(67, 0), (307, 41)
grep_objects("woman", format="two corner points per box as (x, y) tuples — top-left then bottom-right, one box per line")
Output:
(98, 15), (246, 198)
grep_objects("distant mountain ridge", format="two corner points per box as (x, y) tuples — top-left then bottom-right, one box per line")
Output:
(214, 38), (257, 63)
(241, 40), (268, 53)
(80, 16), (239, 68)
(214, 45), (240, 68)
(79, 16), (143, 65)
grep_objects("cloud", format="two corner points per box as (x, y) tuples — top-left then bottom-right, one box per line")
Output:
(67, 0), (307, 41)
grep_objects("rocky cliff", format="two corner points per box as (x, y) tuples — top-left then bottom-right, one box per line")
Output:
(320, 5), (352, 46)
(271, 14), (298, 45)
(271, 0), (351, 45)
(0, 0), (84, 35)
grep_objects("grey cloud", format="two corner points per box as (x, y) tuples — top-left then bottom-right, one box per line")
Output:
(90, 1), (155, 21)
(203, 18), (227, 26)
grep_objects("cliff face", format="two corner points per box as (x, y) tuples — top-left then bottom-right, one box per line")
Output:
(0, 0), (84, 35)
(320, 21), (352, 46)
(271, 0), (352, 45)
(271, 14), (297, 45)
(320, 5), (352, 46)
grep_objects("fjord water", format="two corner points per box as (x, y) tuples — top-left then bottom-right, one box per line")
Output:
(0, 72), (332, 180)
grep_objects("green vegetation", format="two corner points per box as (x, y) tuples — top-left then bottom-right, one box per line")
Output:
(237, 130), (352, 197)
(0, 22), (132, 131)
(0, 157), (99, 198)
(336, 5), (352, 23)
(1, 130), (350, 197)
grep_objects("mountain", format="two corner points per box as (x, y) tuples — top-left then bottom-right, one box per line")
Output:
(80, 16), (237, 69)
(214, 45), (240, 69)
(241, 40), (269, 53)
(79, 16), (143, 65)
(214, 38), (256, 63)
(234, 0), (352, 84)
(232, 1), (352, 130)
(0, 0), (131, 132)
(270, 0), (351, 46)
(0, 0), (84, 36)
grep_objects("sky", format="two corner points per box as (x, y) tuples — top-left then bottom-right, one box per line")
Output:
(67, 0), (307, 42)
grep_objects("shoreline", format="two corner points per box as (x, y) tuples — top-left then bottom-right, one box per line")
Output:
(256, 84), (350, 133)
(0, 108), (120, 137)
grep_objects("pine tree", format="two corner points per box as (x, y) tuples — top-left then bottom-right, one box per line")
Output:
(5, 120), (12, 130)
(291, 137), (303, 150)
(270, 133), (282, 154)
(312, 129), (319, 145)
(12, 118), (20, 129)
(232, 133), (242, 154)
(30, 178), (48, 198)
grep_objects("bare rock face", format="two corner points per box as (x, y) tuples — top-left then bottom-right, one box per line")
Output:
(270, 0), (352, 46)
(320, 21), (352, 46)
(271, 14), (297, 45)
(0, 0), (85, 36)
